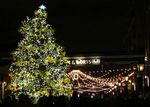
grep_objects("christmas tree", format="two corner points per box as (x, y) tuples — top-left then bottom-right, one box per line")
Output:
(8, 5), (72, 103)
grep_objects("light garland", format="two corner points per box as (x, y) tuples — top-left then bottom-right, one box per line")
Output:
(68, 66), (136, 93)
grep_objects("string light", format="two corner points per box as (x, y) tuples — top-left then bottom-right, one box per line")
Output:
(68, 66), (136, 93)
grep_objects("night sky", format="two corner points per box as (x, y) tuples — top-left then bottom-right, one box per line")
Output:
(0, 0), (141, 57)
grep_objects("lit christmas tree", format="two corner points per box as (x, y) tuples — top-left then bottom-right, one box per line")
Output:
(8, 5), (72, 103)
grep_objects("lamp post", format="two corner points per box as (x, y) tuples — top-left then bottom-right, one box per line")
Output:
(1, 81), (7, 100)
(144, 76), (149, 87)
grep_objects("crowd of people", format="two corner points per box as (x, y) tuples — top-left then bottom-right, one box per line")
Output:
(0, 88), (150, 107)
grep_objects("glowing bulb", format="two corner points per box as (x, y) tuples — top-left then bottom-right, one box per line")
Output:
(91, 95), (94, 99)
(145, 57), (148, 61)
(129, 80), (131, 83)
(139, 64), (144, 71)
(77, 94), (80, 97)
(125, 77), (128, 81)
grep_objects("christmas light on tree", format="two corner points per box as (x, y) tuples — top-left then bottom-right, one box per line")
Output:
(8, 5), (72, 103)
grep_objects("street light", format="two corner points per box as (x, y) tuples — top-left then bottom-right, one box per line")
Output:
(145, 56), (148, 61)
(132, 83), (136, 91)
(145, 76), (149, 87)
(1, 81), (7, 100)
(138, 64), (144, 71)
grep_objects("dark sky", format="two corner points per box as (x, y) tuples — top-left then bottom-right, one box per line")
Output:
(0, 0), (135, 57)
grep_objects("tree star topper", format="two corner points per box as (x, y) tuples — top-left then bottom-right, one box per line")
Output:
(39, 4), (46, 10)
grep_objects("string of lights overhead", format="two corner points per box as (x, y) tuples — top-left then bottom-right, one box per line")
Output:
(68, 66), (136, 94)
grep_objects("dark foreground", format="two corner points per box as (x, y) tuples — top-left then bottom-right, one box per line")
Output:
(1, 90), (150, 107)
